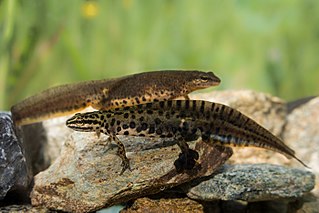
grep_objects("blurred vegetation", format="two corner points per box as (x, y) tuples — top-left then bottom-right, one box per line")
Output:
(1, 0), (319, 110)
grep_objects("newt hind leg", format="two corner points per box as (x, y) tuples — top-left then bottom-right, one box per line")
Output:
(174, 136), (199, 172)
(110, 135), (131, 175)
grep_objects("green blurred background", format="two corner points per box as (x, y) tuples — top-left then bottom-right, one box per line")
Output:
(1, 0), (319, 110)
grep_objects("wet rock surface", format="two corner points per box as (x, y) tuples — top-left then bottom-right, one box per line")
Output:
(185, 164), (315, 202)
(0, 112), (32, 200)
(30, 132), (232, 212)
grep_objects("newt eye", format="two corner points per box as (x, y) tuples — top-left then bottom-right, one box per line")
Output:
(200, 76), (210, 81)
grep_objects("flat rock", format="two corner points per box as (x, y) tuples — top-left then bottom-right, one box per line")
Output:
(283, 97), (319, 195)
(0, 112), (32, 200)
(31, 132), (232, 213)
(186, 164), (315, 202)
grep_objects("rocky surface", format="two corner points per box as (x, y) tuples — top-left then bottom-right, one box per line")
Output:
(16, 122), (49, 175)
(30, 132), (232, 212)
(38, 116), (73, 171)
(0, 112), (32, 201)
(29, 108), (95, 172)
(121, 194), (319, 213)
(283, 96), (319, 195)
(0, 204), (52, 213)
(121, 197), (204, 213)
(185, 164), (314, 202)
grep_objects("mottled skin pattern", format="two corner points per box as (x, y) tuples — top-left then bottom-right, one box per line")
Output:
(11, 70), (220, 126)
(66, 100), (307, 174)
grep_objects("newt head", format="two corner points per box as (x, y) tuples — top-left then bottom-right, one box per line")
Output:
(66, 112), (102, 133)
(186, 71), (221, 89)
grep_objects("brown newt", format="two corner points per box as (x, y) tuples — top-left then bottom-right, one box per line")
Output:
(11, 70), (220, 126)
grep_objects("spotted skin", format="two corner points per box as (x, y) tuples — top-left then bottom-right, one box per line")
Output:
(11, 70), (220, 126)
(66, 100), (308, 174)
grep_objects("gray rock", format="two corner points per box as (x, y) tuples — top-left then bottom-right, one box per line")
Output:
(17, 122), (49, 174)
(283, 96), (319, 195)
(0, 112), (32, 200)
(0, 204), (52, 212)
(186, 164), (315, 202)
(120, 194), (317, 213)
(296, 193), (319, 213)
(30, 132), (232, 213)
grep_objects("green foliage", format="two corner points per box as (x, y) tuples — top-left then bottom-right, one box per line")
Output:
(1, 0), (319, 110)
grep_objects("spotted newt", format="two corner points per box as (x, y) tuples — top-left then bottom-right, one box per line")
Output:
(11, 70), (220, 126)
(66, 100), (307, 174)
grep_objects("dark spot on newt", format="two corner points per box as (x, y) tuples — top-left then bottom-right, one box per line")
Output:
(129, 121), (136, 129)
(141, 123), (148, 131)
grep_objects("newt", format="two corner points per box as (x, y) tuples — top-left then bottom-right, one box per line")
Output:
(11, 70), (220, 126)
(66, 100), (307, 174)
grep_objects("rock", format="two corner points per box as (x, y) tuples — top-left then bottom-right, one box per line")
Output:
(30, 132), (233, 213)
(186, 164), (315, 202)
(191, 90), (294, 166)
(296, 193), (319, 213)
(120, 197), (204, 213)
(0, 112), (32, 200)
(283, 97), (319, 195)
(0, 204), (52, 213)
(14, 109), (94, 175)
(39, 116), (74, 171)
(16, 122), (49, 175)
(24, 108), (95, 172)
(120, 195), (317, 213)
